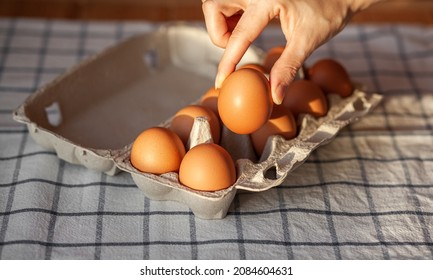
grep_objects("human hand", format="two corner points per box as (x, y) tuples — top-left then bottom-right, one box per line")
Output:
(202, 0), (382, 104)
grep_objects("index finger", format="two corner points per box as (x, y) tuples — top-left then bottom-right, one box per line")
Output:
(202, 0), (230, 48)
(202, 1), (243, 48)
(216, 5), (272, 88)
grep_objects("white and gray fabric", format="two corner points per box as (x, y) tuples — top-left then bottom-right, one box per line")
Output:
(0, 18), (432, 259)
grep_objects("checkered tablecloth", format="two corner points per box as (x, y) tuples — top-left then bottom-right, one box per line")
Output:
(0, 18), (432, 260)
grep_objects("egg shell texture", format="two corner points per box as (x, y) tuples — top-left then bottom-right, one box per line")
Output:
(130, 127), (186, 174)
(308, 58), (353, 97)
(282, 80), (328, 117)
(251, 105), (297, 156)
(179, 143), (236, 191)
(218, 68), (273, 134)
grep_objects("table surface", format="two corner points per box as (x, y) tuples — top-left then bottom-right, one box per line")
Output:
(0, 18), (432, 260)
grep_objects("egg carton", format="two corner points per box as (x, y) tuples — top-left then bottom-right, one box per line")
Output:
(13, 24), (382, 219)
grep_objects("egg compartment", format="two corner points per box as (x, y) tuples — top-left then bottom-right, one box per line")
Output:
(114, 116), (238, 218)
(13, 23), (382, 220)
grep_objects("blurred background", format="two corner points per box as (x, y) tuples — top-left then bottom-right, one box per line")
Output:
(1, 0), (432, 24)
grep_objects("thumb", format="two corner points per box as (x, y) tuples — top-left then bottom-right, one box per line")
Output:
(269, 39), (313, 105)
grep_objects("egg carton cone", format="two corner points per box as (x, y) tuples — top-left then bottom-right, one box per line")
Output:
(13, 24), (382, 219)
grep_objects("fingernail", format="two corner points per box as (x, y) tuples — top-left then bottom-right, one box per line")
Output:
(272, 84), (285, 105)
(215, 72), (226, 89)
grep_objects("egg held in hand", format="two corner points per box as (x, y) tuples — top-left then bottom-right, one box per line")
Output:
(308, 58), (353, 97)
(130, 127), (186, 175)
(281, 80), (328, 118)
(218, 68), (273, 135)
(251, 105), (297, 156)
(179, 143), (236, 192)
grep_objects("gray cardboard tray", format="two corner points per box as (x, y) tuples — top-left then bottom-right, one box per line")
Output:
(13, 24), (382, 219)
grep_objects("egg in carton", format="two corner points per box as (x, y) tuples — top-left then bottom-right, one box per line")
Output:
(114, 86), (381, 219)
(12, 24), (382, 219)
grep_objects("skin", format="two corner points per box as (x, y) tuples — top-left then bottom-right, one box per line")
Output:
(202, 0), (390, 104)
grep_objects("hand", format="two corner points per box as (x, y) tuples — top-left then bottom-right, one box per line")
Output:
(202, 0), (382, 104)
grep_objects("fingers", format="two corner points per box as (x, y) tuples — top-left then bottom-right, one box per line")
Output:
(202, 1), (241, 48)
(215, 4), (272, 88)
(269, 28), (317, 104)
(268, 47), (304, 104)
(203, 0), (352, 105)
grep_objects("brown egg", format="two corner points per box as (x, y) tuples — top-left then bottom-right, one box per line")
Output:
(200, 87), (219, 118)
(251, 105), (297, 156)
(218, 68), (273, 134)
(308, 58), (353, 97)
(281, 80), (328, 118)
(130, 127), (185, 174)
(170, 105), (221, 145)
(263, 46), (284, 73)
(179, 143), (236, 191)
(238, 63), (266, 73)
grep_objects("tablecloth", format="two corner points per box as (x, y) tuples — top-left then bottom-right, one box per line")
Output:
(0, 18), (432, 260)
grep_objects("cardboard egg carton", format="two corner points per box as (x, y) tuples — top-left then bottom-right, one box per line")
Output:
(13, 24), (382, 219)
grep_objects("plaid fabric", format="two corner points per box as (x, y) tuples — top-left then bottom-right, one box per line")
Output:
(0, 18), (432, 260)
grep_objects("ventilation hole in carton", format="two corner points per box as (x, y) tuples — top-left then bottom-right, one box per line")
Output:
(353, 98), (365, 111)
(307, 130), (333, 143)
(45, 102), (62, 127)
(264, 166), (279, 180)
(143, 49), (158, 70)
